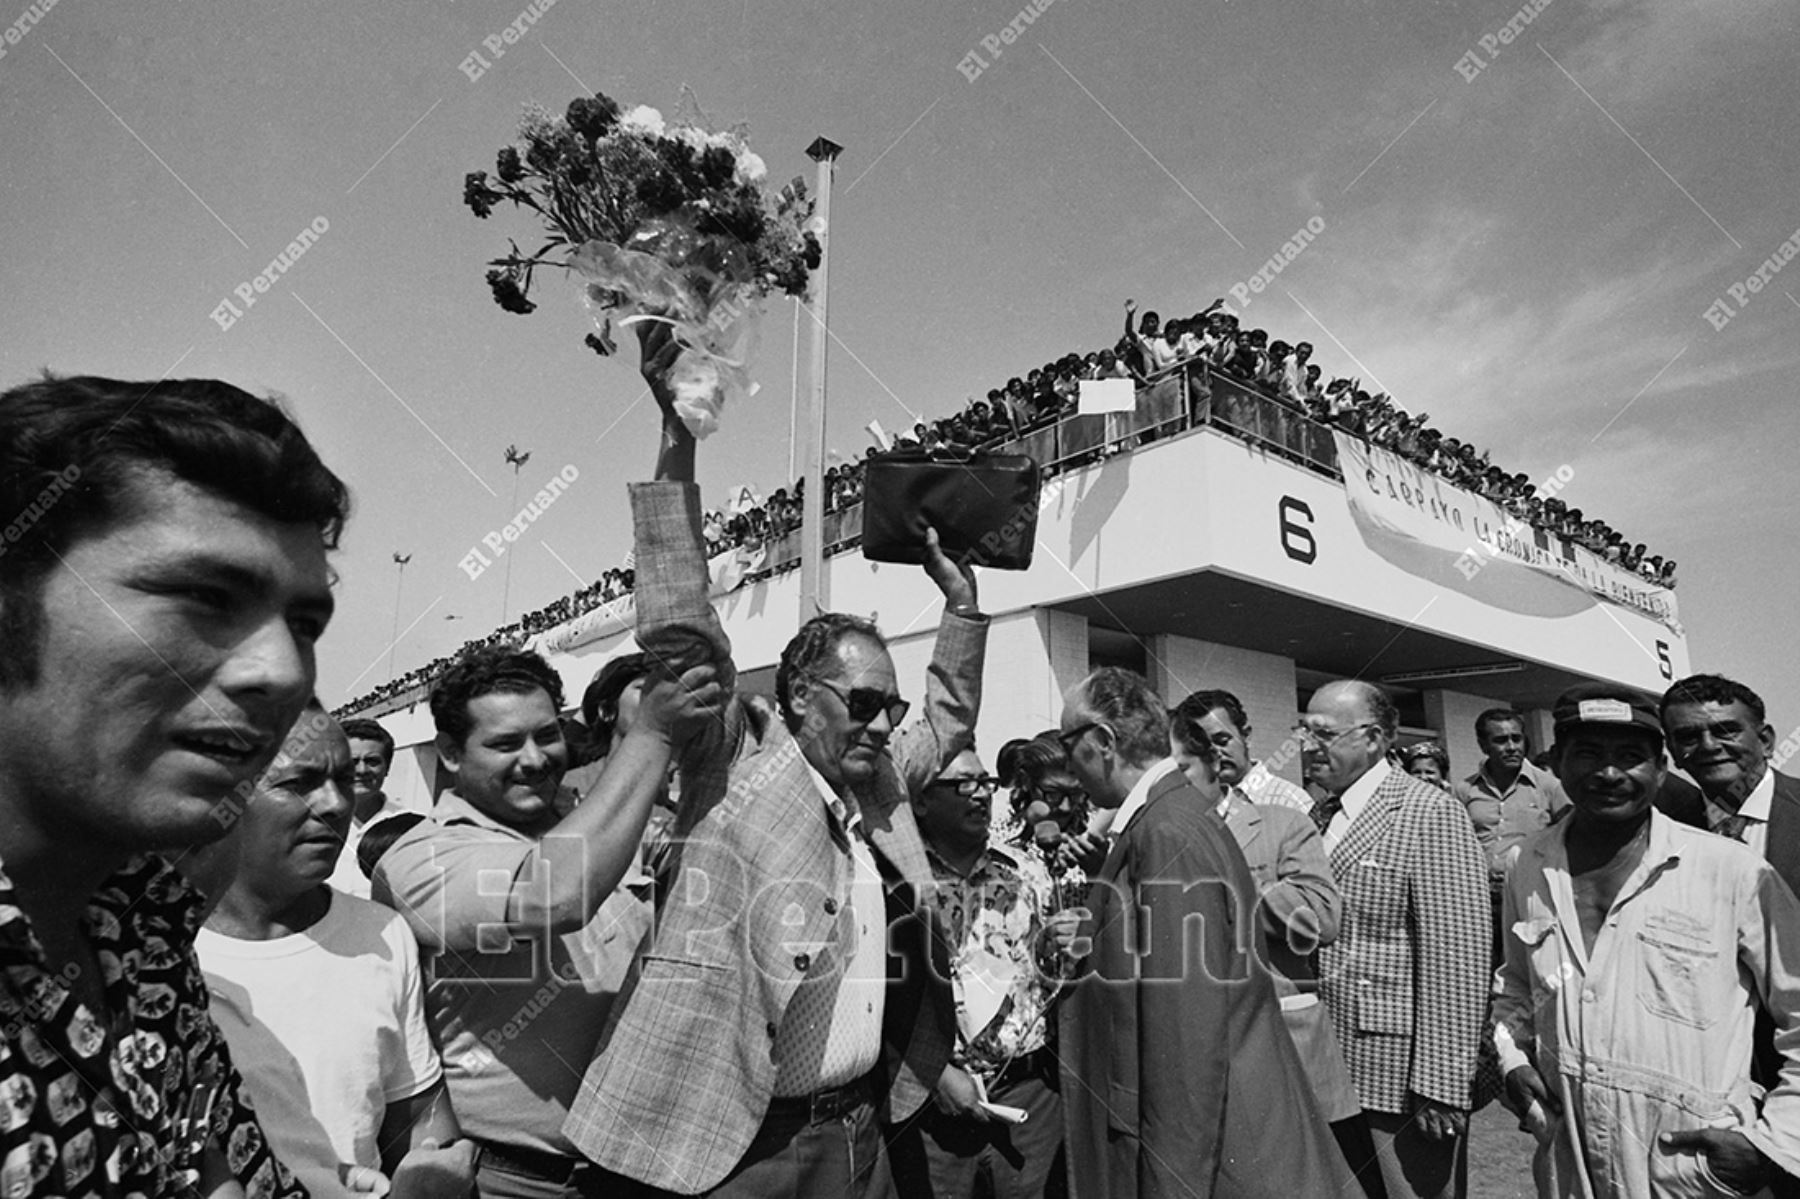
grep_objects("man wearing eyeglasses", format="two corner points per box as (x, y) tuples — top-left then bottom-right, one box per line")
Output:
(1056, 668), (1359, 1197)
(568, 327), (988, 1199)
(1304, 680), (1489, 1199)
(887, 748), (1072, 1198)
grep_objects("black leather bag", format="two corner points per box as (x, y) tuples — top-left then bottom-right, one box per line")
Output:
(860, 448), (1040, 570)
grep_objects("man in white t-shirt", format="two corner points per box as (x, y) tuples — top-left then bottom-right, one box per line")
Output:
(195, 702), (475, 1198)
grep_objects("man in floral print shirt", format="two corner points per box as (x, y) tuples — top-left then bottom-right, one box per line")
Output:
(0, 375), (347, 1197)
(886, 748), (1074, 1199)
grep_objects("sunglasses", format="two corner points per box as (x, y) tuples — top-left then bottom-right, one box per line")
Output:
(810, 676), (910, 727)
(928, 775), (1000, 798)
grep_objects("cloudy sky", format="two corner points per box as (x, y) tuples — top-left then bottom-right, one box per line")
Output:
(4, 0), (1795, 732)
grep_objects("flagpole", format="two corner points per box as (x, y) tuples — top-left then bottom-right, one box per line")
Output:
(788, 295), (801, 483)
(800, 137), (842, 621)
(386, 554), (409, 681)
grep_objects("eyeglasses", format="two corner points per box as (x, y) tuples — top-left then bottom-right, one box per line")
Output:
(1032, 784), (1086, 808)
(927, 775), (1000, 798)
(1057, 722), (1101, 756)
(810, 676), (910, 727)
(1291, 721), (1377, 750)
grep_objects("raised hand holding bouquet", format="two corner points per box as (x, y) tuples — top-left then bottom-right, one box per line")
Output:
(464, 92), (819, 453)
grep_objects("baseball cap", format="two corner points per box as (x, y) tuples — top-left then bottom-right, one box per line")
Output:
(1552, 683), (1662, 741)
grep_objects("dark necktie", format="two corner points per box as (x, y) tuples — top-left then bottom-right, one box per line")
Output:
(1312, 795), (1343, 836)
(1715, 814), (1751, 842)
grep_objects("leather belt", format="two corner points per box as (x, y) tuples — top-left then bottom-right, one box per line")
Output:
(472, 1139), (594, 1185)
(990, 1046), (1054, 1091)
(766, 1072), (876, 1125)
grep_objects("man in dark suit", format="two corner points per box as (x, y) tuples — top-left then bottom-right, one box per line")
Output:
(1660, 674), (1800, 890)
(1661, 672), (1800, 1198)
(1304, 680), (1489, 1199)
(565, 335), (987, 1197)
(1056, 667), (1359, 1197)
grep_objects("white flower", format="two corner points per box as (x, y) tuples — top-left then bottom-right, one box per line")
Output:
(735, 151), (767, 183)
(619, 105), (665, 137)
(674, 125), (711, 153)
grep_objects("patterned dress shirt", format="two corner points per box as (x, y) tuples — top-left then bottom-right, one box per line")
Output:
(0, 853), (304, 1198)
(922, 842), (1061, 1085)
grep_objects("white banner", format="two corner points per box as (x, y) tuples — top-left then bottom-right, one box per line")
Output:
(1334, 433), (1680, 631)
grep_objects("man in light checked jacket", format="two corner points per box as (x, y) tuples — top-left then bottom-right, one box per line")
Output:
(1305, 679), (1491, 1198)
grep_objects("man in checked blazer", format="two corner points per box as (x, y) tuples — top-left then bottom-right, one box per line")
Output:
(1305, 680), (1489, 1199)
(564, 425), (986, 1193)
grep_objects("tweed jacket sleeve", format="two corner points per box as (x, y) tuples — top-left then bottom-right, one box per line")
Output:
(1407, 784), (1492, 1109)
(889, 610), (988, 795)
(628, 482), (748, 824)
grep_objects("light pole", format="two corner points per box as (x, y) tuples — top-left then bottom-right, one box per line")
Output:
(800, 136), (842, 621)
(501, 444), (531, 622)
(386, 552), (411, 681)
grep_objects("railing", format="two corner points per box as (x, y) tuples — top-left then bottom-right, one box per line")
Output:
(752, 361), (1340, 576)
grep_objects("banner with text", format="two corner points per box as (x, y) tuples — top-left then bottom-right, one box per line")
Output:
(1334, 433), (1680, 631)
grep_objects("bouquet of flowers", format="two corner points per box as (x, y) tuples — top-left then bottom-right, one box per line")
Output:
(464, 92), (821, 438)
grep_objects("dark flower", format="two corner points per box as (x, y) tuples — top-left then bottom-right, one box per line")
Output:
(635, 173), (684, 216)
(486, 267), (535, 314)
(697, 145), (736, 190)
(803, 232), (822, 271)
(464, 171), (497, 219)
(567, 94), (621, 141)
(496, 146), (525, 183)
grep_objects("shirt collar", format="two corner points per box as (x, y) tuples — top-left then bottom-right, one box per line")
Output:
(1472, 758), (1545, 796)
(802, 755), (862, 835)
(434, 789), (532, 840)
(1706, 766), (1777, 828)
(1339, 758), (1393, 827)
(1112, 758), (1181, 836)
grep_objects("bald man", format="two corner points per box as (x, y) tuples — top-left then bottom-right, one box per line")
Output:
(1304, 680), (1490, 1199)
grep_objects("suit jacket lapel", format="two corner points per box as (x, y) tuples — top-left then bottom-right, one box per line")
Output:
(1225, 796), (1262, 849)
(1765, 773), (1800, 896)
(1330, 770), (1406, 874)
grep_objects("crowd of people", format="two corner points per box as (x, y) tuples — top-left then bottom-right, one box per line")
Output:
(0, 372), (1790, 1199)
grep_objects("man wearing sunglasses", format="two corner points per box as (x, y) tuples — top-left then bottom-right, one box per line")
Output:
(569, 332), (988, 1199)
(1304, 680), (1489, 1199)
(1056, 668), (1359, 1197)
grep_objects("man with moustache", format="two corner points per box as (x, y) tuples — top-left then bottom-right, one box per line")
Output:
(1305, 679), (1489, 1199)
(885, 749), (1070, 1199)
(373, 645), (720, 1198)
(0, 374), (345, 1197)
(1496, 684), (1800, 1196)
(1175, 687), (1313, 813)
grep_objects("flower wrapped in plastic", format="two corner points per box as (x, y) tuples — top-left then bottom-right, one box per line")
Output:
(465, 92), (819, 438)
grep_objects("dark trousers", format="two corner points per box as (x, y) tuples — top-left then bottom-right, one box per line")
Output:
(1331, 1114), (1391, 1199)
(885, 1071), (1065, 1199)
(589, 1096), (893, 1198)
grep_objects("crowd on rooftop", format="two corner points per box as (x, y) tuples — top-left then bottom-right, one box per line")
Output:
(338, 295), (1675, 719)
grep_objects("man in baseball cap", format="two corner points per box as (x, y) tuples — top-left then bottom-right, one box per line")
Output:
(1492, 681), (1800, 1196)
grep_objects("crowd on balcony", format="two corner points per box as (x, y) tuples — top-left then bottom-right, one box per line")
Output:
(338, 294), (1675, 718)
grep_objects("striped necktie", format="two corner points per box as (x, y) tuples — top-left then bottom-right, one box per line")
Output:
(1715, 813), (1751, 843)
(1311, 794), (1342, 836)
